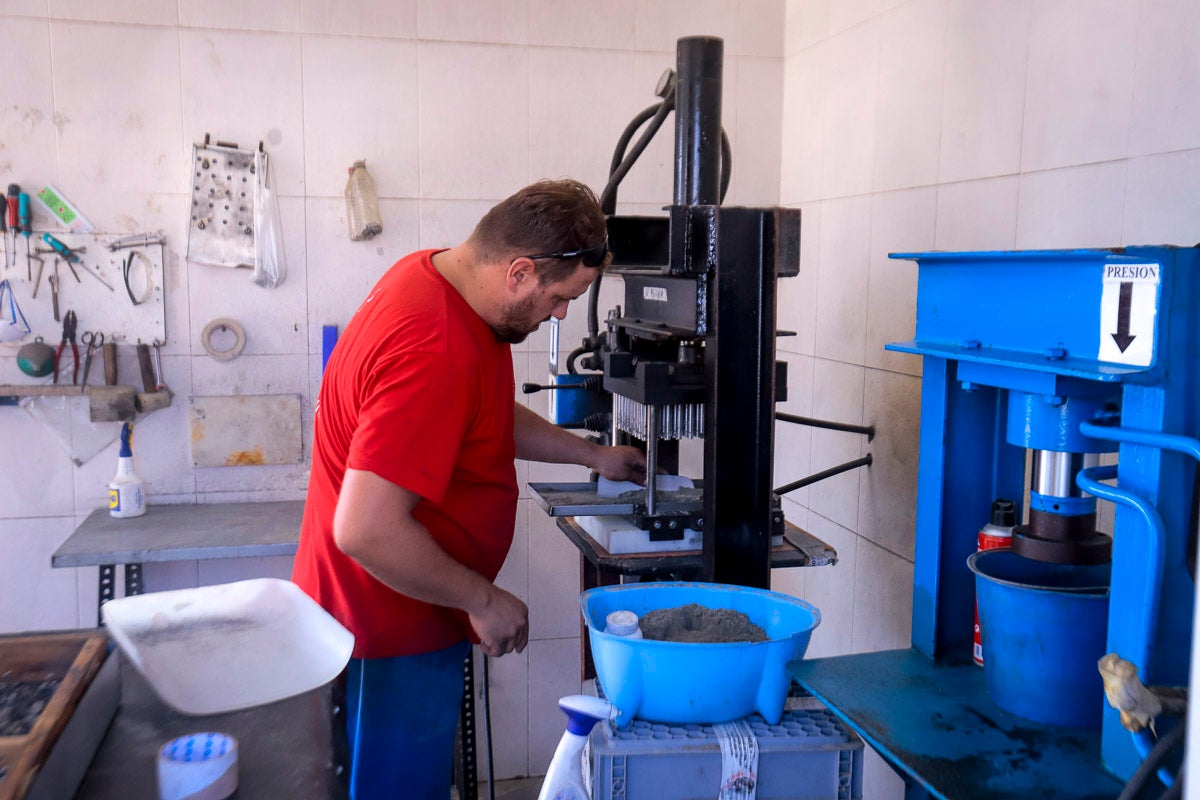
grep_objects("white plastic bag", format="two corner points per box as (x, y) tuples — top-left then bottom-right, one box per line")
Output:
(0, 279), (31, 342)
(252, 149), (287, 288)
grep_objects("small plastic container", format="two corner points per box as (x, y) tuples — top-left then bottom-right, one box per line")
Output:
(345, 160), (383, 241)
(605, 610), (643, 639)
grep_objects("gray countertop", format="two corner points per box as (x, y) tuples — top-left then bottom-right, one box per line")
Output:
(52, 502), (306, 567)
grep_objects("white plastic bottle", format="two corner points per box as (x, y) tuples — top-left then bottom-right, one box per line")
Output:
(108, 423), (146, 518)
(537, 695), (615, 800)
(605, 610), (643, 639)
(344, 160), (383, 241)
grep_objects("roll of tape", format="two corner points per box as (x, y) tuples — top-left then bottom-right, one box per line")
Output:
(200, 318), (245, 361)
(157, 732), (238, 800)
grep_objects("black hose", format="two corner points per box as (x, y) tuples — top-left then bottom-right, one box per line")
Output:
(606, 103), (662, 208)
(599, 98), (675, 215)
(1117, 719), (1186, 800)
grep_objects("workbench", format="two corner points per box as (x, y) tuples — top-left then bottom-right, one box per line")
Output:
(76, 658), (345, 799)
(51, 501), (305, 621)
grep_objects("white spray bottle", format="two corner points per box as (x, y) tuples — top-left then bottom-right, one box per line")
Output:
(537, 695), (617, 800)
(108, 422), (146, 518)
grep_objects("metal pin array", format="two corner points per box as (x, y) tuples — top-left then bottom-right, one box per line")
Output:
(614, 395), (704, 440)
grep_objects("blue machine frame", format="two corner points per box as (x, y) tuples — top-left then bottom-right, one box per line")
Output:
(887, 245), (1198, 780)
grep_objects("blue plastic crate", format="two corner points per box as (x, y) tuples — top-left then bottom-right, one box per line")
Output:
(586, 697), (863, 800)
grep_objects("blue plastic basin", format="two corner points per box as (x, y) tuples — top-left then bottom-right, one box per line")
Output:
(968, 549), (1111, 728)
(580, 582), (821, 726)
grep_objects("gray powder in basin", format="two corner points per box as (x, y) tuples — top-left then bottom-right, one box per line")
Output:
(638, 603), (768, 643)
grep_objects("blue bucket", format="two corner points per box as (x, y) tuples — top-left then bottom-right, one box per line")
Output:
(580, 582), (820, 726)
(968, 549), (1110, 728)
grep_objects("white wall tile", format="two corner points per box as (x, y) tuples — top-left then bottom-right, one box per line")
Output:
(497, 501), (530, 602)
(179, 31), (304, 196)
(779, 43), (827, 205)
(1020, 0), (1138, 172)
(474, 647), (530, 780)
(866, 187), (933, 376)
(938, 0), (1030, 183)
(0, 17), (57, 190)
(784, 0), (830, 54)
(526, 637), (582, 774)
(852, 537), (913, 653)
(0, 516), (80, 633)
(807, 358), (865, 531)
(301, 0), (418, 38)
(418, 198), (494, 250)
(527, 504), (583, 640)
(813, 195), (871, 364)
(933, 176), (1019, 251)
(305, 196), (421, 352)
(1123, 150), (1200, 247)
(0, 0), (50, 17)
(872, 0), (946, 193)
(862, 745), (907, 800)
(528, 0), (636, 50)
(799, 512), (857, 658)
(51, 23), (185, 196)
(418, 42), (529, 199)
(726, 56), (783, 206)
(48, 0), (175, 24)
(634, 0), (738, 54)
(1015, 162), (1127, 250)
(1128, 0), (1200, 156)
(858, 369), (920, 560)
(530, 48), (639, 196)
(417, 0), (527, 44)
(829, 0), (882, 36)
(820, 21), (878, 197)
(179, 0), (301, 33)
(737, 0), (786, 58)
(302, 36), (419, 200)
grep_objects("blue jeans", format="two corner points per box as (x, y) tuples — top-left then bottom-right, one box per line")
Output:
(344, 641), (470, 800)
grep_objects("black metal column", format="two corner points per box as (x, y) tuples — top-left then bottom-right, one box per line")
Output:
(674, 36), (723, 206)
(703, 208), (779, 589)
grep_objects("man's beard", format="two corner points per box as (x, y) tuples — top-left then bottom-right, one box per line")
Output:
(490, 293), (540, 344)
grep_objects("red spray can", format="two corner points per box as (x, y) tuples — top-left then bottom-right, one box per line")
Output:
(973, 498), (1016, 666)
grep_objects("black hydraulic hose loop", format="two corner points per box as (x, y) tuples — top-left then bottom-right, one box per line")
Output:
(606, 103), (662, 204)
(1117, 719), (1186, 800)
(720, 129), (732, 203)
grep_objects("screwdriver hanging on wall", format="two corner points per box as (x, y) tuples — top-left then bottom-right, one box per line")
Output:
(6, 185), (19, 272)
(18, 192), (31, 280)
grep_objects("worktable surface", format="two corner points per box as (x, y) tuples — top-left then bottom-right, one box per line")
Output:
(51, 501), (305, 567)
(77, 658), (345, 799)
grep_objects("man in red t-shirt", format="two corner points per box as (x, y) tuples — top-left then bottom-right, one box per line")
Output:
(293, 179), (645, 799)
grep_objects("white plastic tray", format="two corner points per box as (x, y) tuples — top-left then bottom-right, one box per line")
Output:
(102, 578), (354, 715)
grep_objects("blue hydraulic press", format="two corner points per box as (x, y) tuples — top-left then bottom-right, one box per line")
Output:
(792, 245), (1196, 797)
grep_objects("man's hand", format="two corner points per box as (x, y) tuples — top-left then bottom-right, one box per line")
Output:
(589, 444), (648, 483)
(468, 585), (529, 657)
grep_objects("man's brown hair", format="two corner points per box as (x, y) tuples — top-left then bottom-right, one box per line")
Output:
(470, 179), (608, 285)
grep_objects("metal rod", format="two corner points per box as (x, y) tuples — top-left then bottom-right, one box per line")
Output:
(776, 412), (875, 441)
(775, 454), (874, 496)
(645, 404), (659, 516)
(673, 36), (723, 206)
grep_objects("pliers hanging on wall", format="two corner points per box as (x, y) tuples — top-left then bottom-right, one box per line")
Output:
(54, 309), (79, 385)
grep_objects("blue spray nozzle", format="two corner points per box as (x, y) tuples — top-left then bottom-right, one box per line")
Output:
(119, 422), (133, 457)
(558, 695), (615, 736)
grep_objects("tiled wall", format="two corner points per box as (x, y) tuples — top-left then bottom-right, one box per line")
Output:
(781, 0), (1200, 795)
(0, 0), (786, 782)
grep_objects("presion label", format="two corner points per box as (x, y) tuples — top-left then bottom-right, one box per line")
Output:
(1098, 262), (1159, 367)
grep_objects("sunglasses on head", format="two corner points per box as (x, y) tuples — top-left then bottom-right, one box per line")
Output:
(526, 239), (609, 267)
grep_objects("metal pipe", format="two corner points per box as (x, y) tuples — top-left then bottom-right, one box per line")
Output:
(673, 36), (723, 206)
(646, 404), (659, 516)
(775, 454), (873, 496)
(1075, 464), (1163, 675)
(1080, 420), (1200, 465)
(1032, 450), (1099, 497)
(776, 412), (875, 441)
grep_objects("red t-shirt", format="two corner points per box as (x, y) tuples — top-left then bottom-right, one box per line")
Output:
(293, 250), (518, 659)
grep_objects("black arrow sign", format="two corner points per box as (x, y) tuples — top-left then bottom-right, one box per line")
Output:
(1111, 281), (1136, 353)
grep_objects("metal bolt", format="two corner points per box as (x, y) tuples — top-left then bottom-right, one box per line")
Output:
(961, 381), (978, 393)
(962, 339), (981, 350)
(1044, 395), (1065, 407)
(1045, 346), (1067, 360)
